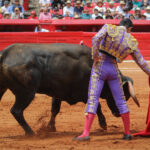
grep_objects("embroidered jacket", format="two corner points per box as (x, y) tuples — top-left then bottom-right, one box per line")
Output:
(92, 24), (150, 75)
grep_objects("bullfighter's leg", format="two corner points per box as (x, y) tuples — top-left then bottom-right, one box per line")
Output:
(96, 103), (107, 130)
(73, 62), (105, 140)
(108, 68), (131, 140)
(48, 97), (61, 132)
(10, 92), (35, 135)
(105, 75), (133, 117)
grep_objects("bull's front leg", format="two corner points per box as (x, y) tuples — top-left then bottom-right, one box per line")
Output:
(48, 97), (61, 132)
(96, 102), (107, 130)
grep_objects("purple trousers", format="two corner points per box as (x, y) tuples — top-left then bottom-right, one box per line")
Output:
(86, 54), (129, 115)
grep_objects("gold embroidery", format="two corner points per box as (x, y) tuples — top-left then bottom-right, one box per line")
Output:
(107, 24), (119, 38)
(128, 35), (138, 50)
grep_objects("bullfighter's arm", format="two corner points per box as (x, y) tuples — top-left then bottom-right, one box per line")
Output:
(92, 24), (107, 59)
(131, 48), (150, 75)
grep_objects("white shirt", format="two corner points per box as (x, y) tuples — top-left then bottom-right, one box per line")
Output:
(94, 6), (106, 14)
(116, 6), (124, 15)
(39, 0), (50, 5)
(1, 6), (11, 14)
(107, 7), (116, 14)
(63, 6), (74, 16)
(144, 12), (150, 20)
(91, 13), (102, 19)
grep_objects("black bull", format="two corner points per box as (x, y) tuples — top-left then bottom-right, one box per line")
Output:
(0, 43), (138, 135)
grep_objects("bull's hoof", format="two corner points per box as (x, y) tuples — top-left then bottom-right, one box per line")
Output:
(99, 122), (107, 130)
(122, 134), (132, 140)
(101, 124), (107, 130)
(47, 126), (56, 132)
(112, 112), (120, 117)
(25, 131), (35, 137)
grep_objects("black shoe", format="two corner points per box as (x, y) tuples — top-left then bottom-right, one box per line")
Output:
(122, 134), (132, 140)
(72, 136), (90, 141)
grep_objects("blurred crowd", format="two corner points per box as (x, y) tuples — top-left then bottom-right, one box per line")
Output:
(0, 0), (24, 19)
(38, 0), (150, 20)
(0, 0), (150, 20)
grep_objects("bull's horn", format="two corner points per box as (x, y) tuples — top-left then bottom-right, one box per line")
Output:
(128, 81), (140, 107)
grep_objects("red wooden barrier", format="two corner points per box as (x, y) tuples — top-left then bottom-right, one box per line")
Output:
(0, 19), (39, 32)
(0, 19), (150, 32)
(0, 32), (149, 60)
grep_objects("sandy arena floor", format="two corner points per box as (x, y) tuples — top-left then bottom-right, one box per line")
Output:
(0, 62), (150, 150)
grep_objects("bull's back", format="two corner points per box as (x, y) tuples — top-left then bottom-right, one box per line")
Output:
(1, 43), (93, 101)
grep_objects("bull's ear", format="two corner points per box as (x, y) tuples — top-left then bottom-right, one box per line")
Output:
(128, 81), (140, 107)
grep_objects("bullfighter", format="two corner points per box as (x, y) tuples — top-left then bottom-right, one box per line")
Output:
(73, 18), (150, 141)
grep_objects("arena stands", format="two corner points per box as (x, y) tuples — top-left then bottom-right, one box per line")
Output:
(0, 0), (150, 20)
(0, 0), (150, 60)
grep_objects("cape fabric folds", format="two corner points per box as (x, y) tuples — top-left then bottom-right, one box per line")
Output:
(133, 77), (150, 136)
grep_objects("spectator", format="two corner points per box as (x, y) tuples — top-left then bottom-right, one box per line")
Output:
(35, 25), (49, 32)
(39, 0), (50, 8)
(113, 0), (120, 3)
(105, 15), (113, 19)
(116, 1), (126, 15)
(63, 0), (74, 17)
(51, 0), (64, 9)
(115, 13), (124, 19)
(141, 14), (146, 19)
(94, 0), (106, 15)
(63, 11), (73, 19)
(80, 8), (91, 19)
(74, 1), (83, 16)
(20, 0), (24, 5)
(1, 1), (11, 15)
(107, 1), (116, 15)
(141, 0), (150, 9)
(39, 7), (51, 20)
(74, 14), (81, 19)
(103, 9), (112, 19)
(52, 8), (63, 19)
(11, 7), (23, 19)
(124, 0), (133, 11)
(95, 15), (103, 19)
(0, 0), (3, 7)
(83, 0), (94, 14)
(28, 11), (38, 19)
(10, 0), (24, 14)
(144, 6), (150, 20)
(123, 8), (131, 18)
(0, 8), (2, 18)
(129, 14), (135, 20)
(134, 7), (141, 19)
(3, 11), (10, 19)
(92, 8), (102, 19)
(39, 6), (44, 13)
(132, 0), (141, 10)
